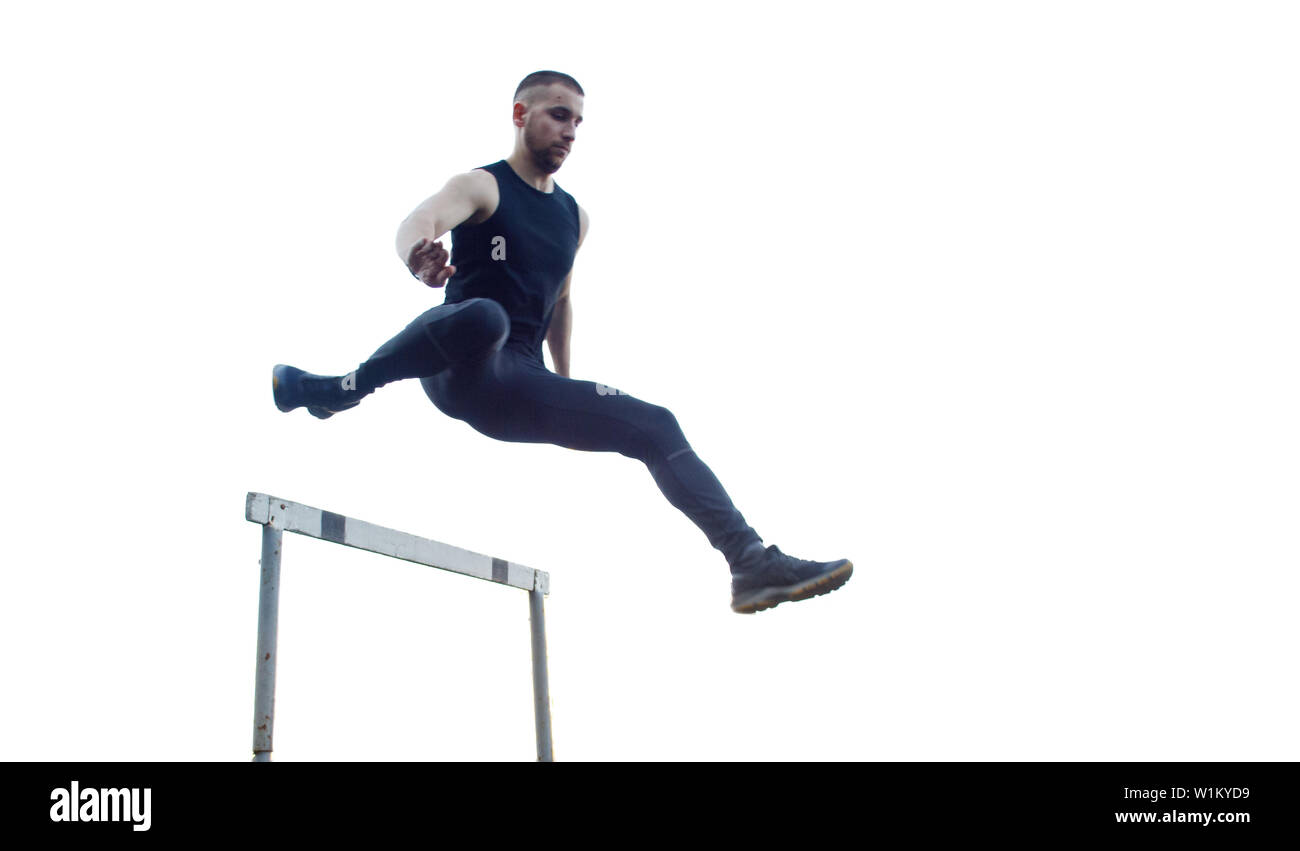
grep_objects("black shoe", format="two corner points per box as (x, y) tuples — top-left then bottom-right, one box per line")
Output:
(730, 544), (853, 614)
(272, 364), (360, 419)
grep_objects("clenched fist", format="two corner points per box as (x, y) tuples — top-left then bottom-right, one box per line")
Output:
(406, 238), (456, 288)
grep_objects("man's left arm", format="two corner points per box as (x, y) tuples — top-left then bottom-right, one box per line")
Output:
(547, 281), (573, 377)
(547, 205), (589, 378)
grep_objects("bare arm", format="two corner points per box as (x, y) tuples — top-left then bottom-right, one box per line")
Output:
(395, 171), (494, 286)
(546, 205), (588, 377)
(547, 288), (573, 377)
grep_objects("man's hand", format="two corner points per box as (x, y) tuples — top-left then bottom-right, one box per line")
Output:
(406, 238), (457, 288)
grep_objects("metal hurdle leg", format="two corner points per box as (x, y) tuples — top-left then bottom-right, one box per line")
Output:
(252, 524), (282, 762)
(529, 582), (553, 762)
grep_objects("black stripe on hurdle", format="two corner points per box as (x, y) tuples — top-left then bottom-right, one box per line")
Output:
(321, 511), (346, 544)
(492, 558), (508, 584)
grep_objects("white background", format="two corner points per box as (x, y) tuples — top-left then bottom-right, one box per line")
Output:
(1, 0), (1296, 761)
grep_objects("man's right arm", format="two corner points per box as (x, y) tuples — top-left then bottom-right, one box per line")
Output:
(394, 171), (492, 267)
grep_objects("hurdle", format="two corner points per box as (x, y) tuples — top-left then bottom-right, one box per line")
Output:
(244, 492), (553, 762)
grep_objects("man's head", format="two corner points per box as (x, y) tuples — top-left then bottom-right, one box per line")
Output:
(512, 71), (584, 175)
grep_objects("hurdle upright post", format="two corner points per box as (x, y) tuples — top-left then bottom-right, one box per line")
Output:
(251, 522), (282, 762)
(529, 583), (553, 762)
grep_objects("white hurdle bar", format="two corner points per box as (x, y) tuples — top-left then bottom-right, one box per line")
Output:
(244, 492), (554, 762)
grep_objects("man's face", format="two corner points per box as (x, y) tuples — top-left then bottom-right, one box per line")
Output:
(519, 84), (584, 174)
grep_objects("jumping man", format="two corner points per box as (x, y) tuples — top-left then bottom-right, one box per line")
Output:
(271, 71), (852, 613)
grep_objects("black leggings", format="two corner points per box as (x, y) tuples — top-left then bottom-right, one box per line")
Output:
(356, 297), (762, 565)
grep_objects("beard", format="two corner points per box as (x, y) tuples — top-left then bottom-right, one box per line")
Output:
(525, 125), (565, 174)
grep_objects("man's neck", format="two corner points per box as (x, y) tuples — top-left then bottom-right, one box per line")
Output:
(505, 152), (555, 193)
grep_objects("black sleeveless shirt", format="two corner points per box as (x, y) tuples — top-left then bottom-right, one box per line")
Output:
(443, 160), (581, 362)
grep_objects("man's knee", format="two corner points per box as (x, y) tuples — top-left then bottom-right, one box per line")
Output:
(464, 298), (510, 353)
(641, 403), (688, 453)
(422, 298), (509, 362)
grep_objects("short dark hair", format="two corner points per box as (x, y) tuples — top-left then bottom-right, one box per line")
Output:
(514, 71), (584, 105)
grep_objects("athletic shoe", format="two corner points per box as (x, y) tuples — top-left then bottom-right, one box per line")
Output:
(271, 364), (360, 419)
(730, 544), (853, 614)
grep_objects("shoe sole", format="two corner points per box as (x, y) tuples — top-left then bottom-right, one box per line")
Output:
(271, 366), (297, 413)
(731, 560), (853, 614)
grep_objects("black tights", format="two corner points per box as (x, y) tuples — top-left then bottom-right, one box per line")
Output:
(351, 298), (763, 566)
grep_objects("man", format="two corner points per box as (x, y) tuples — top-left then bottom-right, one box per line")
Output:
(271, 71), (852, 613)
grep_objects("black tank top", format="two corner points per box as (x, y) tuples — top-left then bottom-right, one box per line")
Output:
(444, 160), (580, 361)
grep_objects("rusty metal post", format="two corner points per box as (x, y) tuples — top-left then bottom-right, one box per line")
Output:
(252, 523), (282, 762)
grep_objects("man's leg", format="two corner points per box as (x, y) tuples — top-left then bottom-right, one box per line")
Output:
(272, 298), (509, 417)
(423, 351), (854, 611)
(422, 352), (764, 567)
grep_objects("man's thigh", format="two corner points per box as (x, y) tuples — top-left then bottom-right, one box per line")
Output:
(436, 357), (679, 458)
